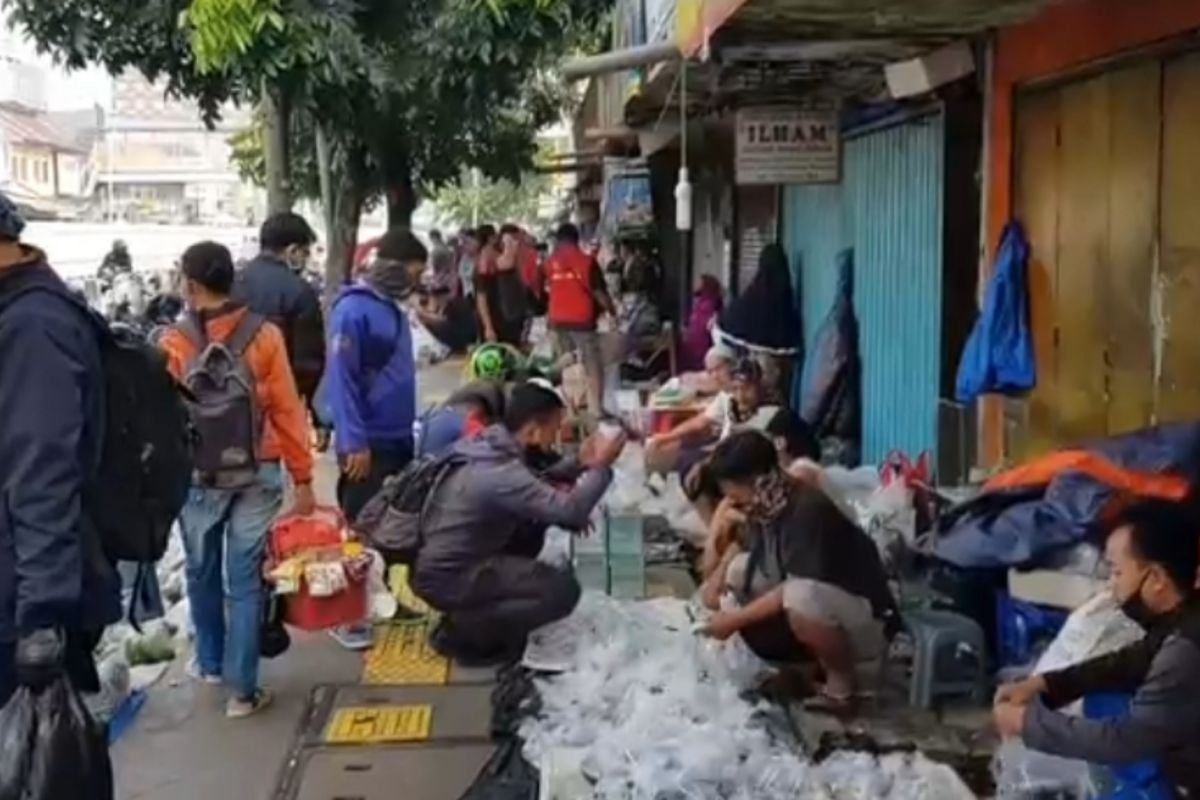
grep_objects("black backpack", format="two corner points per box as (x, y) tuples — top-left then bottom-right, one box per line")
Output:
(0, 269), (194, 565)
(353, 453), (465, 565)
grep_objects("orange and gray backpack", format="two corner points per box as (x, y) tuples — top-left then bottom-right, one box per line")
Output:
(178, 311), (265, 489)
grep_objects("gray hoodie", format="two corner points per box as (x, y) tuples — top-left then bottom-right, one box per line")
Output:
(412, 425), (612, 604)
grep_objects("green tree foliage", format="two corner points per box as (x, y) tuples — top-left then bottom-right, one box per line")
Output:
(431, 169), (551, 230)
(8, 0), (605, 283)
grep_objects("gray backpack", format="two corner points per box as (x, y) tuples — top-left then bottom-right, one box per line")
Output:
(179, 312), (266, 489)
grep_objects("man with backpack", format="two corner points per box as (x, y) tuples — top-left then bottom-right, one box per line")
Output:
(412, 380), (625, 665)
(159, 241), (315, 719)
(234, 212), (327, 446)
(0, 192), (122, 708)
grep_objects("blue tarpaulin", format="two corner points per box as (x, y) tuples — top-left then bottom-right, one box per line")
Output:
(955, 221), (1036, 403)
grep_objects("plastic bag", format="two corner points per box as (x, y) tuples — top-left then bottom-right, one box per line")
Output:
(0, 677), (114, 800)
(993, 737), (1093, 799)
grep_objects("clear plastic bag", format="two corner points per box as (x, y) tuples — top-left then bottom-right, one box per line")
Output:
(993, 737), (1093, 799)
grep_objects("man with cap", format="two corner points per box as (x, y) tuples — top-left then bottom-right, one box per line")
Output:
(0, 191), (121, 707)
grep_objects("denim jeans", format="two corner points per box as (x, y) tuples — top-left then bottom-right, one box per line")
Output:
(178, 463), (283, 700)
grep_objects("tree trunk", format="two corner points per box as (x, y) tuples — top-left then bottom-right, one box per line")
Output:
(385, 175), (416, 230)
(262, 80), (293, 215)
(321, 140), (368, 308)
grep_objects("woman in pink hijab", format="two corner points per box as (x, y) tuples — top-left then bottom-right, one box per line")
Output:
(682, 275), (723, 370)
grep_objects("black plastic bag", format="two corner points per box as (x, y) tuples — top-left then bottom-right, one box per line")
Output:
(260, 585), (291, 659)
(0, 677), (113, 800)
(490, 665), (541, 740)
(457, 739), (538, 800)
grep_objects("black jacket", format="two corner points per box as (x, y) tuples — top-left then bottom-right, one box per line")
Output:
(233, 254), (325, 400)
(0, 254), (120, 644)
(1025, 599), (1200, 798)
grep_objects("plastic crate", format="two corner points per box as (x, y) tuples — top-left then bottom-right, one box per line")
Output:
(995, 591), (1070, 667)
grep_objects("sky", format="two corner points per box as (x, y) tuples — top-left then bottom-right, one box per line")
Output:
(1, 10), (114, 111)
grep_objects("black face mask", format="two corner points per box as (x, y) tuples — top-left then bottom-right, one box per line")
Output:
(1119, 572), (1156, 630)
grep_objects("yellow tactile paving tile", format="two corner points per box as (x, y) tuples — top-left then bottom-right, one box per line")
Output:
(323, 704), (433, 744)
(362, 620), (449, 685)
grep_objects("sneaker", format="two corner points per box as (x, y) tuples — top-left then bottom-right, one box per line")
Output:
(185, 658), (222, 685)
(226, 689), (273, 719)
(329, 623), (374, 651)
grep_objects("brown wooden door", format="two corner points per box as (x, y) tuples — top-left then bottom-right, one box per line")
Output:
(1159, 52), (1200, 424)
(1012, 57), (1178, 455)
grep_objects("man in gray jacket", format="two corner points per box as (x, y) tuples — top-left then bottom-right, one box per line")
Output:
(994, 499), (1200, 798)
(413, 379), (625, 664)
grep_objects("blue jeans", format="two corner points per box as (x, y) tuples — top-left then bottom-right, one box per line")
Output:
(179, 464), (283, 700)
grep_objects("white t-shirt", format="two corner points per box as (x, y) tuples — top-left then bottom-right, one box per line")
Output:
(703, 392), (779, 440)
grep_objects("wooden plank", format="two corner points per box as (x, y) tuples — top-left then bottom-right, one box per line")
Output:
(1158, 52), (1200, 424)
(1054, 73), (1111, 446)
(1105, 61), (1161, 436)
(1012, 87), (1062, 458)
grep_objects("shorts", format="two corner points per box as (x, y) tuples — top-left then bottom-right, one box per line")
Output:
(726, 553), (885, 663)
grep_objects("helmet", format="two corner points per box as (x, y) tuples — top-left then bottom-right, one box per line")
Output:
(469, 344), (513, 381)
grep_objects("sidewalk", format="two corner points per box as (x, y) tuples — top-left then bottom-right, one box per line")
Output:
(113, 359), (468, 800)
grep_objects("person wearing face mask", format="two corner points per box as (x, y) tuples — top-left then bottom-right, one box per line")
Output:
(993, 499), (1200, 797)
(326, 229), (425, 521)
(234, 212), (326, 443)
(412, 379), (626, 665)
(698, 431), (899, 711)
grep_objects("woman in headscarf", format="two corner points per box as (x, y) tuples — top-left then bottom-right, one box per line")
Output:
(681, 274), (723, 371)
(714, 244), (802, 402)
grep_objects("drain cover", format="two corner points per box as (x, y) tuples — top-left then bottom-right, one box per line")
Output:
(286, 743), (496, 800)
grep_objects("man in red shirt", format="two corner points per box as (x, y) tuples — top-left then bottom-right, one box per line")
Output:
(545, 223), (615, 416)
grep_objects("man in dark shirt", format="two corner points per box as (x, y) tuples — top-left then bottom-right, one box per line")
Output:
(993, 499), (1200, 798)
(234, 212), (326, 435)
(699, 431), (899, 709)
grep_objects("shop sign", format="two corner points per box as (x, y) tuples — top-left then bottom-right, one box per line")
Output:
(735, 107), (840, 185)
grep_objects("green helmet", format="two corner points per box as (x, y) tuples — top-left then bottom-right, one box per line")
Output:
(470, 344), (514, 380)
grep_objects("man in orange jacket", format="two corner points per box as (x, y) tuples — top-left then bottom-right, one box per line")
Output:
(159, 241), (314, 719)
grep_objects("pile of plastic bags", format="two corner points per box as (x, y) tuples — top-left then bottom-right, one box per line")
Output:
(520, 592), (975, 799)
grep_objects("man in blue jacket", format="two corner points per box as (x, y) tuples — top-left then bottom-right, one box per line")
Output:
(327, 228), (425, 520)
(0, 192), (120, 704)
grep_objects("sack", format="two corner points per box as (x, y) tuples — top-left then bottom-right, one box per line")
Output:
(0, 678), (114, 800)
(178, 312), (266, 490)
(0, 274), (193, 565)
(353, 453), (465, 565)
